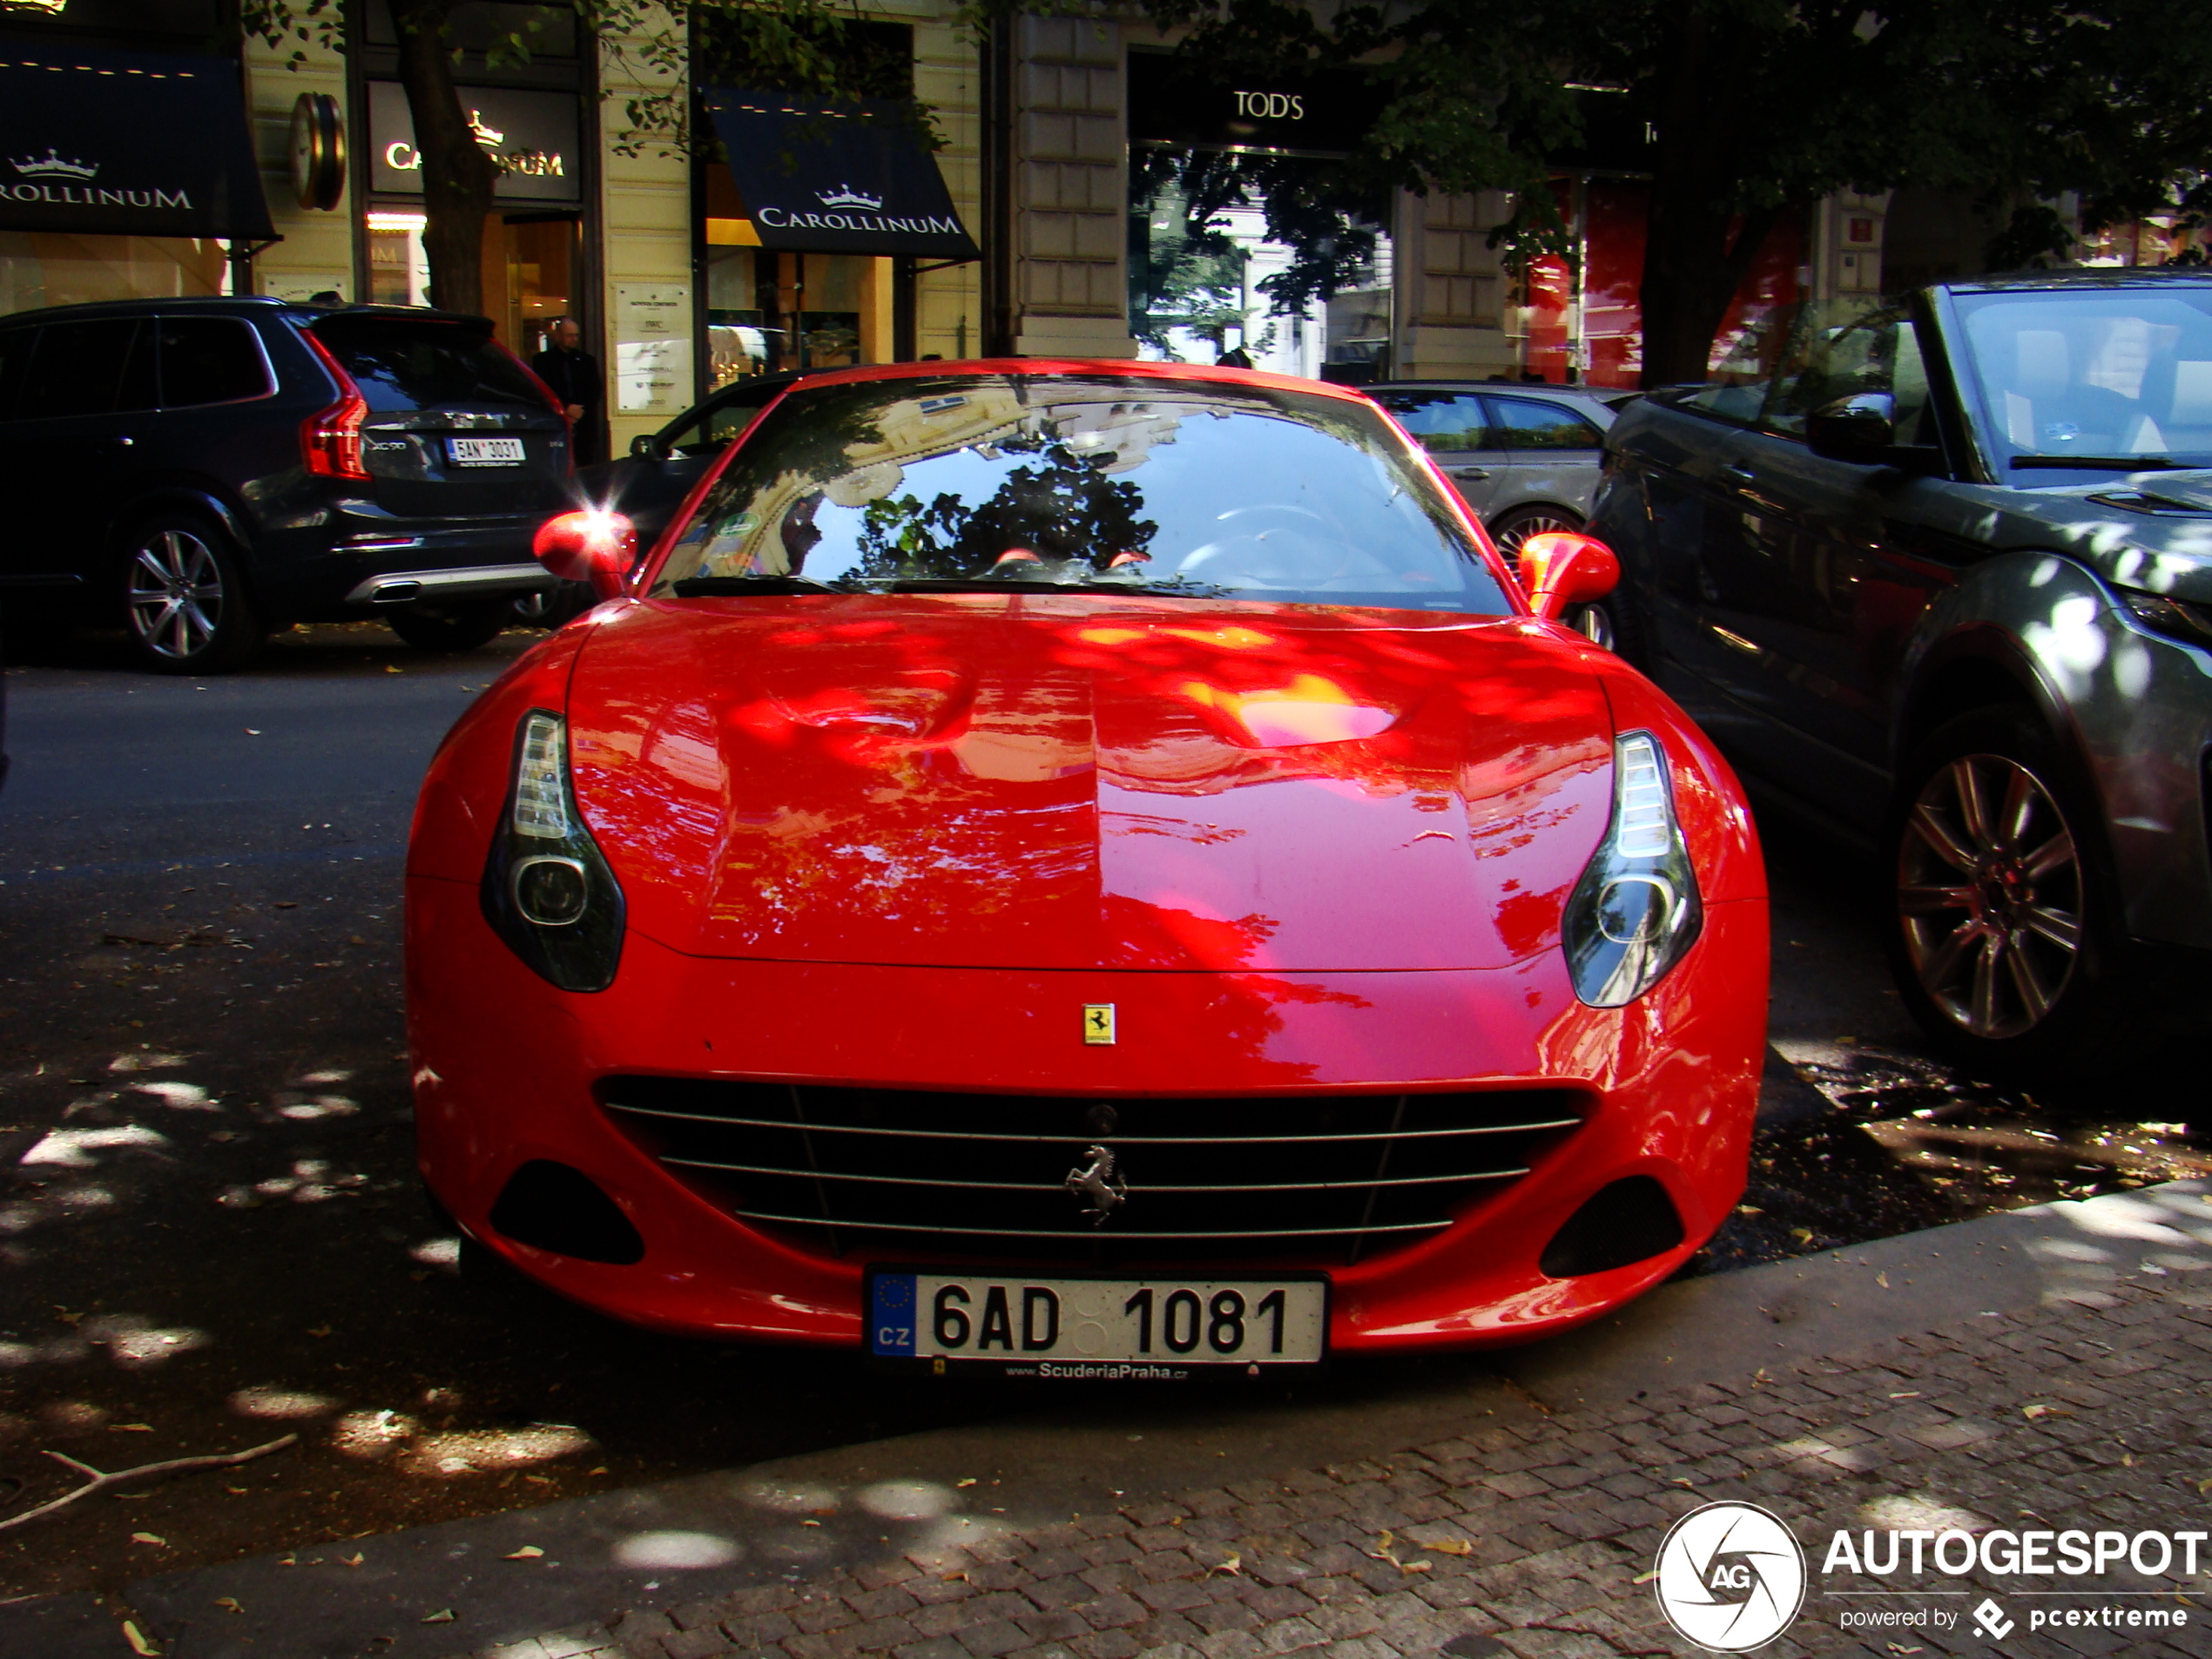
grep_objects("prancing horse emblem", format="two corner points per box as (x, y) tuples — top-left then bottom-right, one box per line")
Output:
(1065, 1143), (1127, 1226)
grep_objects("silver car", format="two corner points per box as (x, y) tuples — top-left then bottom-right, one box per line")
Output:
(1368, 381), (1637, 553)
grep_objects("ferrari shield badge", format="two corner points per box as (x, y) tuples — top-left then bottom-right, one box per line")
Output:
(1082, 1003), (1116, 1044)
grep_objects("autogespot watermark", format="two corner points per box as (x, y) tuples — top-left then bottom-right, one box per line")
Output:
(1653, 1502), (2204, 1650)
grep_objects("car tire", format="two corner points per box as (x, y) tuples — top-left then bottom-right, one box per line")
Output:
(1885, 705), (2130, 1079)
(121, 513), (266, 675)
(387, 595), (513, 653)
(510, 582), (592, 631)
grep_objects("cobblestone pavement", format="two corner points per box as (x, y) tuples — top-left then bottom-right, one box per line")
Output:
(460, 1264), (2212, 1659)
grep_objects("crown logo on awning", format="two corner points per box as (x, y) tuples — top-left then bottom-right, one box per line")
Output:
(10, 148), (97, 181)
(818, 184), (882, 211)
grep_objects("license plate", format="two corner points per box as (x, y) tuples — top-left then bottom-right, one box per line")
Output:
(446, 436), (526, 465)
(866, 1269), (1328, 1378)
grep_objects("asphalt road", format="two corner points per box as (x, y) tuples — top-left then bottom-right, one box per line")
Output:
(0, 621), (2202, 1605)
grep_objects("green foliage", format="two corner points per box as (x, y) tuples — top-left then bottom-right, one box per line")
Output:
(240, 0), (926, 159)
(1089, 0), (2212, 376)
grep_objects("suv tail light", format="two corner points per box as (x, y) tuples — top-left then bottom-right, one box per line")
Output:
(299, 329), (370, 482)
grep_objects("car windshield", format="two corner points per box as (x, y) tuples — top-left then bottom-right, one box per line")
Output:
(650, 374), (1512, 614)
(1952, 285), (2212, 473)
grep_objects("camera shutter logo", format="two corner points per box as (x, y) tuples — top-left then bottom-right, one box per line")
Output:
(1653, 1501), (1806, 1651)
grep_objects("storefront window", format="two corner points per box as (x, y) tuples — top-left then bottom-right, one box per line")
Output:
(705, 239), (891, 386)
(1128, 150), (1393, 383)
(1517, 179), (1804, 389)
(367, 211), (430, 308)
(0, 233), (229, 316)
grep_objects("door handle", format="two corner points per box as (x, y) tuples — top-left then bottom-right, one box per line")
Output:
(1720, 462), (1757, 485)
(1453, 467), (1491, 482)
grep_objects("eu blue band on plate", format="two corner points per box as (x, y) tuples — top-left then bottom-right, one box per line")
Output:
(871, 1273), (917, 1355)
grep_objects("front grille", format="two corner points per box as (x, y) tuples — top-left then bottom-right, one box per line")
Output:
(599, 1078), (1585, 1264)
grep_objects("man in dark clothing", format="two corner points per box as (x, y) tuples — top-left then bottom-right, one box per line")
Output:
(532, 317), (606, 466)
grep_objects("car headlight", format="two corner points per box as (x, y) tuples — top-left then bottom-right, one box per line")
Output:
(1562, 731), (1703, 1007)
(479, 709), (625, 991)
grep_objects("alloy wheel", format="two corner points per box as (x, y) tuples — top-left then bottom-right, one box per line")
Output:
(128, 529), (225, 660)
(1897, 752), (2082, 1040)
(1490, 509), (1581, 556)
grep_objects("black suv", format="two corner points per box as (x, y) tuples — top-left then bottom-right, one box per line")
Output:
(0, 297), (571, 672)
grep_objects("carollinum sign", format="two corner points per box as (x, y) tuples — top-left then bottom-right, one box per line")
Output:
(0, 45), (272, 238)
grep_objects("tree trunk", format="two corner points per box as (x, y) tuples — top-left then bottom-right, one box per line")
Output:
(1636, 8), (1784, 388)
(391, 0), (501, 315)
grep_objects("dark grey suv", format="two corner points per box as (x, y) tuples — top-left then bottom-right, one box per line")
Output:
(0, 297), (567, 672)
(1592, 268), (2212, 1077)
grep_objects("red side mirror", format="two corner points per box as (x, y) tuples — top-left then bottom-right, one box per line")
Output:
(1517, 530), (1620, 623)
(533, 510), (637, 603)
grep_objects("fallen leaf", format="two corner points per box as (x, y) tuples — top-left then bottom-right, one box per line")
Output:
(215, 1598), (244, 1615)
(1670, 1477), (1696, 1487)
(1210, 1552), (1242, 1576)
(131, 1532), (165, 1546)
(122, 1620), (160, 1656)
(588, 1466), (609, 1476)
(1791, 1227), (1814, 1244)
(954, 1477), (977, 1487)
(226, 1487), (247, 1495)
(341, 1553), (364, 1568)
(1875, 1271), (1890, 1289)
(505, 1545), (544, 1561)
(2196, 1476), (2212, 1495)
(385, 665), (404, 675)
(307, 1325), (331, 1338)
(1428, 1539), (1474, 1556)
(2023, 1404), (2074, 1420)
(421, 1609), (455, 1623)
(1633, 1569), (1660, 1585)
(799, 1519), (821, 1527)
(1399, 1559), (1433, 1575)
(113, 1423), (153, 1433)
(243, 728), (261, 736)
(941, 1571), (968, 1583)
(2122, 1453), (2134, 1467)
(1889, 1392), (1920, 1399)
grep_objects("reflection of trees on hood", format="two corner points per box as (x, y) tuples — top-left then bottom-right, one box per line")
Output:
(853, 435), (1159, 576)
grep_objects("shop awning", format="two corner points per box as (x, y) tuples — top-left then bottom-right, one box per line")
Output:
(705, 89), (978, 262)
(0, 40), (273, 240)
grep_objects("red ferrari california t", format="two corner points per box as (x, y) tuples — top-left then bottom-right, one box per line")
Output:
(406, 361), (1765, 1375)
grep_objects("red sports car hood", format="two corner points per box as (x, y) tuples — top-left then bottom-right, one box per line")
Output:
(566, 595), (1615, 971)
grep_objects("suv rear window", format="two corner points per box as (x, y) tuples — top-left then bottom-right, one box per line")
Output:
(309, 316), (549, 414)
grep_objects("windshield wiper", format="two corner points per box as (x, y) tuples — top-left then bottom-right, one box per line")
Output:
(669, 574), (853, 597)
(2010, 455), (2197, 471)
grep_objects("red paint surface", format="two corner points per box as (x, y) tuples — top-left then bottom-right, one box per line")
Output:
(411, 360), (1769, 1353)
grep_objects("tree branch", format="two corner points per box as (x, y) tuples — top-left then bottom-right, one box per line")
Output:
(0, 1435), (298, 1534)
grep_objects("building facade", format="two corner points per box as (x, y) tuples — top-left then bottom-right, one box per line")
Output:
(5, 0), (2114, 455)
